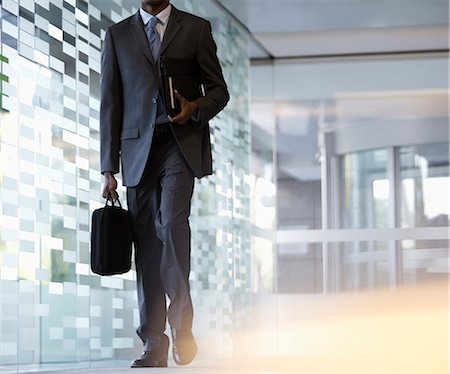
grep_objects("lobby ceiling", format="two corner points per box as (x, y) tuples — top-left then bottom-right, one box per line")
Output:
(215, 0), (449, 59)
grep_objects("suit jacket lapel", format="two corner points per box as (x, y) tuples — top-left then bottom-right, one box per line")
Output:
(159, 6), (183, 57)
(129, 11), (155, 65)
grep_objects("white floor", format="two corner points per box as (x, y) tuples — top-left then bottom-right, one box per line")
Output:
(5, 282), (448, 374)
(9, 357), (448, 374)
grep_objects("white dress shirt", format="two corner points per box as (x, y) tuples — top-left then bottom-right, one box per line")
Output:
(140, 4), (172, 41)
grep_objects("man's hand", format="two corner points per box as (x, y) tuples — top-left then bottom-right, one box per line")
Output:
(168, 90), (199, 124)
(102, 172), (119, 200)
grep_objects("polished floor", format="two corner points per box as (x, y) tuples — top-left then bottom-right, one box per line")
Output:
(12, 357), (448, 374)
(6, 281), (448, 374)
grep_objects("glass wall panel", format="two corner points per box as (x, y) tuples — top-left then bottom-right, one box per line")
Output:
(399, 142), (449, 228)
(339, 241), (390, 292)
(402, 239), (449, 285)
(250, 101), (276, 294)
(234, 83), (278, 358)
(341, 149), (389, 229)
(398, 142), (449, 286)
(0, 0), (251, 370)
(277, 242), (323, 293)
(275, 110), (323, 294)
(249, 7), (448, 365)
(277, 115), (322, 231)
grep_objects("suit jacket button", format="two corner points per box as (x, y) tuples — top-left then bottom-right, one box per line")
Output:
(152, 98), (157, 104)
(151, 123), (155, 128)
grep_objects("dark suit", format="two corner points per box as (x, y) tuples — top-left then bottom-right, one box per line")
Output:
(100, 5), (229, 353)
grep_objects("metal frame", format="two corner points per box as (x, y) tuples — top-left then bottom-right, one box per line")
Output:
(318, 117), (448, 293)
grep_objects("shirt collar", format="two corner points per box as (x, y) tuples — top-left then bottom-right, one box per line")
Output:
(140, 4), (172, 26)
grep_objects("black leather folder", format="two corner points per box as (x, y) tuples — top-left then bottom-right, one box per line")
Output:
(156, 56), (206, 116)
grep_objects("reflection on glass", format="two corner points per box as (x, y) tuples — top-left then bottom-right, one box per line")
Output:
(340, 241), (389, 292)
(250, 99), (276, 294)
(1, 0), (251, 369)
(277, 242), (323, 293)
(400, 143), (449, 228)
(251, 237), (274, 293)
(400, 142), (449, 285)
(252, 176), (275, 230)
(341, 149), (389, 229)
(402, 239), (449, 285)
(250, 125), (275, 292)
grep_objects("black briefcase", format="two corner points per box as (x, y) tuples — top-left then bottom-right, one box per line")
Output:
(90, 195), (133, 275)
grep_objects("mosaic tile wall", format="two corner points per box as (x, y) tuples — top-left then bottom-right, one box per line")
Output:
(0, 0), (250, 367)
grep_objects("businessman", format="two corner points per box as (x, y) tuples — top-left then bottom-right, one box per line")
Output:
(99, 0), (229, 367)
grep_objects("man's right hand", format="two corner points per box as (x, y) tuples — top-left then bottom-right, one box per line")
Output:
(102, 172), (119, 200)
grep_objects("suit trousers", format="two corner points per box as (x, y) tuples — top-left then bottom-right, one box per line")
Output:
(126, 129), (194, 351)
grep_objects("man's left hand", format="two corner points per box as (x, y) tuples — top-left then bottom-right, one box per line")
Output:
(168, 90), (199, 124)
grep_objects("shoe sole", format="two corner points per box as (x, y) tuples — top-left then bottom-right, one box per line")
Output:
(131, 363), (168, 368)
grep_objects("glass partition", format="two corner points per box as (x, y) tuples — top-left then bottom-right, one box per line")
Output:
(341, 149), (389, 229)
(339, 241), (390, 292)
(399, 142), (449, 228)
(399, 142), (449, 284)
(0, 0), (251, 371)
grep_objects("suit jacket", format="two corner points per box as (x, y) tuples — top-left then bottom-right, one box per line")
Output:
(100, 6), (229, 187)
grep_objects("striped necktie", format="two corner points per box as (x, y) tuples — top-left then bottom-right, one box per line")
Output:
(145, 16), (166, 122)
(146, 17), (161, 60)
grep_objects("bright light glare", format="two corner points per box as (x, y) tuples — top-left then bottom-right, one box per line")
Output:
(423, 177), (449, 218)
(227, 280), (448, 373)
(403, 177), (449, 222)
(373, 178), (389, 200)
(253, 176), (275, 230)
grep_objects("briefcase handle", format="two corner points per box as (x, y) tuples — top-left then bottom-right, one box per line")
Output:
(106, 193), (123, 208)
